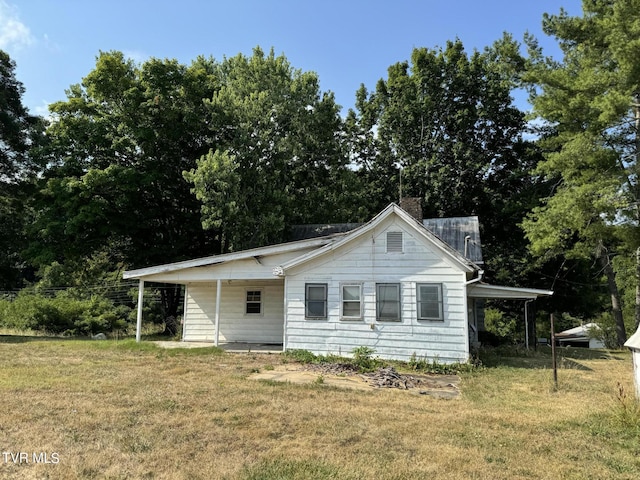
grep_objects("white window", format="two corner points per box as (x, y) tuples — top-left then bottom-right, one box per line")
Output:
(376, 283), (401, 322)
(417, 283), (443, 321)
(386, 231), (403, 253)
(341, 284), (362, 320)
(305, 283), (327, 319)
(245, 290), (262, 315)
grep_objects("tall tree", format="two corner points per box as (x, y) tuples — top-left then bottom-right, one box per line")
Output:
(348, 38), (543, 286)
(0, 50), (45, 289)
(27, 52), (220, 332)
(522, 0), (640, 345)
(185, 47), (361, 251)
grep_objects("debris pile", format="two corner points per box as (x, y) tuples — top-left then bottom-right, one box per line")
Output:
(302, 362), (360, 376)
(362, 366), (416, 389)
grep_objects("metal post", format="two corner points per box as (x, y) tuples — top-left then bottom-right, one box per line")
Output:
(136, 279), (144, 342)
(551, 313), (558, 390)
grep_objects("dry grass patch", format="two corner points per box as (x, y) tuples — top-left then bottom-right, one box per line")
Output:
(0, 338), (638, 479)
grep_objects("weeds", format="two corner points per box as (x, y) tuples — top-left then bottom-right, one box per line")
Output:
(351, 346), (379, 372)
(613, 382), (640, 427)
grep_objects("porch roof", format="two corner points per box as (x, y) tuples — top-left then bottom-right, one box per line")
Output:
(467, 283), (553, 299)
(122, 236), (338, 281)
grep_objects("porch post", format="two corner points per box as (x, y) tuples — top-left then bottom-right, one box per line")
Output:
(214, 279), (221, 347)
(136, 279), (144, 342)
(182, 284), (188, 342)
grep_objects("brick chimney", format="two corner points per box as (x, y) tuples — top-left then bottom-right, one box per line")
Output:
(399, 197), (423, 222)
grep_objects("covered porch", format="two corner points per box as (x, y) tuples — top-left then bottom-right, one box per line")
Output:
(131, 278), (286, 348)
(467, 283), (554, 348)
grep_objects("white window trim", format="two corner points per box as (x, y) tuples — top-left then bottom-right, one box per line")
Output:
(417, 283), (444, 321)
(340, 283), (363, 321)
(305, 283), (328, 320)
(376, 283), (402, 322)
(245, 288), (263, 316)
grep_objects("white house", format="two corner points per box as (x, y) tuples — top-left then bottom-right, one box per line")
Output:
(123, 204), (553, 364)
(624, 326), (640, 399)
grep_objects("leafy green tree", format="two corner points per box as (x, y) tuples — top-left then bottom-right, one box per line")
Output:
(522, 0), (640, 345)
(0, 50), (46, 289)
(27, 52), (220, 332)
(348, 38), (544, 289)
(186, 47), (361, 251)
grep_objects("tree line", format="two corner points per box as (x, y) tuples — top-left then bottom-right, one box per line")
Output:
(1, 0), (638, 344)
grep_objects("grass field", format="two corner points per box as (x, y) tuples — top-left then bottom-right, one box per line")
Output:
(0, 337), (638, 479)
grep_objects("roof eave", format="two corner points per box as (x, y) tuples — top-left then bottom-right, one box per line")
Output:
(122, 236), (336, 280)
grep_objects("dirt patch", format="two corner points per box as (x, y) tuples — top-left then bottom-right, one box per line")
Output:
(250, 364), (460, 399)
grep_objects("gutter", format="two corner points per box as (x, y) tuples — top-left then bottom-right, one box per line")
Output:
(464, 269), (484, 286)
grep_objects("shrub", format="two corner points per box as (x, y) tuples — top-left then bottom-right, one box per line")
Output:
(0, 291), (131, 335)
(351, 346), (378, 372)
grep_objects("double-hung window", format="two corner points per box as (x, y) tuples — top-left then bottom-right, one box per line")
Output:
(305, 283), (327, 319)
(376, 283), (401, 322)
(417, 283), (444, 321)
(245, 290), (262, 315)
(341, 284), (362, 320)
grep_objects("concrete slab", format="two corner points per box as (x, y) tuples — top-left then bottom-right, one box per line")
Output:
(249, 365), (460, 398)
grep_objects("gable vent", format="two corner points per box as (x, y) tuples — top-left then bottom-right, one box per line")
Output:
(386, 231), (403, 253)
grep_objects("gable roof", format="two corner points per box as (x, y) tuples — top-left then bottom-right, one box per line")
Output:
(289, 216), (483, 264)
(123, 203), (480, 281)
(278, 204), (479, 275)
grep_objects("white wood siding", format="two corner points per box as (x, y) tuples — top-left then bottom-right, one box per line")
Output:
(183, 280), (284, 343)
(284, 217), (469, 363)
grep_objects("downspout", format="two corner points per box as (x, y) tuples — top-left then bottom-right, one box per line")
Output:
(464, 269), (484, 286)
(462, 269), (484, 362)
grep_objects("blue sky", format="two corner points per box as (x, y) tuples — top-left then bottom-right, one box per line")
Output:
(2, 0), (583, 117)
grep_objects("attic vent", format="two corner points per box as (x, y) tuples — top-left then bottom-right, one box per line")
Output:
(386, 231), (403, 253)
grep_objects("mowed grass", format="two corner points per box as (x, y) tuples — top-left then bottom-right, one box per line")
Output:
(0, 338), (638, 479)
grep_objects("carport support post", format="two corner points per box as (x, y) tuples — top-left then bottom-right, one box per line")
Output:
(214, 279), (221, 347)
(551, 313), (558, 390)
(136, 279), (144, 342)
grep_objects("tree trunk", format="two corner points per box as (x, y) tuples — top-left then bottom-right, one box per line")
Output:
(596, 241), (627, 347)
(160, 283), (182, 336)
(634, 95), (640, 333)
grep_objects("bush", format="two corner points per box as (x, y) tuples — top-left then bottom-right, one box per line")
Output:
(484, 307), (517, 342)
(351, 346), (379, 372)
(0, 291), (131, 335)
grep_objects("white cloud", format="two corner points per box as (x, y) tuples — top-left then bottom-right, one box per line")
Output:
(32, 99), (52, 119)
(0, 1), (35, 52)
(123, 50), (149, 64)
